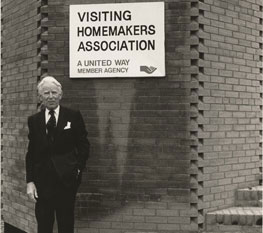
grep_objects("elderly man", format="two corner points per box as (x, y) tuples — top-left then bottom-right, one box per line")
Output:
(26, 76), (89, 233)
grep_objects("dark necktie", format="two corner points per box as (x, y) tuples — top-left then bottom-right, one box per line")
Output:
(47, 110), (56, 141)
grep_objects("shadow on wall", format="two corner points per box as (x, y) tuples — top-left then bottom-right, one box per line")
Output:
(75, 78), (191, 221)
(64, 1), (192, 222)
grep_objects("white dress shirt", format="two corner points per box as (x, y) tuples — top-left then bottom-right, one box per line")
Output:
(45, 105), (60, 126)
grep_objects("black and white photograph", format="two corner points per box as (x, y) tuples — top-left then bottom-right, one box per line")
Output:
(1, 0), (262, 233)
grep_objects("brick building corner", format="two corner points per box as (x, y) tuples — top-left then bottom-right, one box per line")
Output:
(1, 0), (262, 232)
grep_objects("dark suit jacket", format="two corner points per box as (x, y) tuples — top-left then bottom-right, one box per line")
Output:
(26, 106), (90, 192)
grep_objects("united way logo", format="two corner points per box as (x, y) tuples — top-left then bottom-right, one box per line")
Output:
(140, 66), (157, 74)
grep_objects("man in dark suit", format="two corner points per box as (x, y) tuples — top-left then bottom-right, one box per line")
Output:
(26, 76), (89, 233)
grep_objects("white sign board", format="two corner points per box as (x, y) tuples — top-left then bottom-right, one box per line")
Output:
(69, 2), (165, 78)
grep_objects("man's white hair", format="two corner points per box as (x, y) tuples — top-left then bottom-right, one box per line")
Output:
(37, 76), (62, 94)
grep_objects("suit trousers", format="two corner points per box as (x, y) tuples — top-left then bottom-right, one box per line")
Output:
(35, 161), (78, 233)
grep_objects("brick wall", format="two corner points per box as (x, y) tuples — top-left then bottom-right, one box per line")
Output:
(46, 0), (196, 232)
(197, 0), (262, 215)
(1, 0), (262, 233)
(1, 0), (40, 232)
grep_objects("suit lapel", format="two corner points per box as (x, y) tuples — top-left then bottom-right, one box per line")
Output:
(38, 109), (48, 145)
(55, 106), (67, 139)
(38, 106), (68, 144)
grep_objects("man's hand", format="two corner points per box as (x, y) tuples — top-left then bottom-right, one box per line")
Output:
(27, 182), (38, 202)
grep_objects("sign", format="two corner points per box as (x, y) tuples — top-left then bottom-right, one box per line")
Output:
(69, 2), (165, 78)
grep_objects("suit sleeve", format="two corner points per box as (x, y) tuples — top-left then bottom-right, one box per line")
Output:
(25, 116), (35, 183)
(75, 111), (90, 171)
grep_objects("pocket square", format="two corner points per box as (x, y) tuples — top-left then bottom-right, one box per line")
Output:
(64, 121), (71, 130)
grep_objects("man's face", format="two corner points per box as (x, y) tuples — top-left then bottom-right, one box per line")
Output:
(39, 82), (62, 110)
